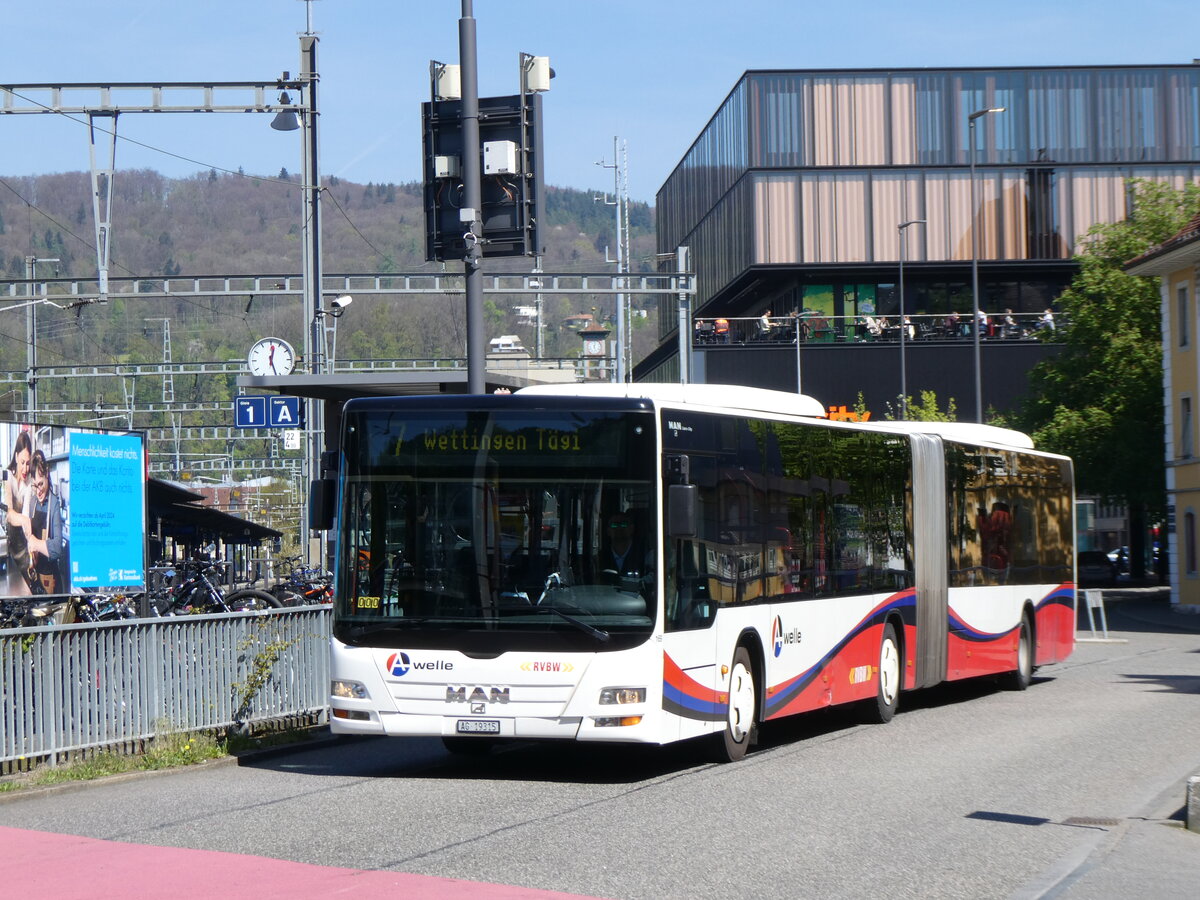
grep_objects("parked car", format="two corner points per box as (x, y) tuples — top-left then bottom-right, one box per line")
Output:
(1107, 546), (1130, 573)
(1078, 550), (1117, 586)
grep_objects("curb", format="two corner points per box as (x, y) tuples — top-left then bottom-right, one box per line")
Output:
(1190, 776), (1200, 834)
(0, 729), (344, 804)
(0, 753), (240, 804)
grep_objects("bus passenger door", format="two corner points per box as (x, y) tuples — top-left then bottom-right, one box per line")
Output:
(661, 528), (723, 745)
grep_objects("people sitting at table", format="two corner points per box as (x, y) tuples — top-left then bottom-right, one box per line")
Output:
(977, 309), (991, 336)
(1002, 308), (1019, 338)
(858, 315), (883, 341)
(758, 309), (779, 339)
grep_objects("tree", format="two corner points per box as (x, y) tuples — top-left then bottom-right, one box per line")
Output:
(1017, 178), (1200, 578)
(885, 390), (958, 422)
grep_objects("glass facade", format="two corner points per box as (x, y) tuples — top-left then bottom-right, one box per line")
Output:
(656, 66), (1200, 343)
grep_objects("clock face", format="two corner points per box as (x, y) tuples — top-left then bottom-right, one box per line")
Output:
(248, 338), (296, 376)
(585, 339), (603, 355)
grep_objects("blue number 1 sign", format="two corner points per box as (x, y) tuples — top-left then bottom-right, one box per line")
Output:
(235, 396), (268, 428)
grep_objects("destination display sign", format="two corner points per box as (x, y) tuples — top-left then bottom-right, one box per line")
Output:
(353, 411), (654, 476)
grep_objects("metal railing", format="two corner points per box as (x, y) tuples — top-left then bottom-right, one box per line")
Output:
(693, 313), (1061, 347)
(0, 607), (331, 768)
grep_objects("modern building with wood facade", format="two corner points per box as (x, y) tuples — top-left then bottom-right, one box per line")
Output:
(639, 64), (1200, 422)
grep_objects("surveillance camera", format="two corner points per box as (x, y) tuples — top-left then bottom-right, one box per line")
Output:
(331, 295), (353, 309)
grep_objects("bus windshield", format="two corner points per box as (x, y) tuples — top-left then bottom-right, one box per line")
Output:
(334, 405), (658, 652)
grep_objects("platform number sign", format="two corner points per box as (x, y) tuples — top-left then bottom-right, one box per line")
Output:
(235, 396), (303, 429)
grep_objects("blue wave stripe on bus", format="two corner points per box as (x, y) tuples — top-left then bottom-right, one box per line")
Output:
(1036, 585), (1075, 609)
(763, 589), (916, 718)
(662, 683), (725, 721)
(946, 611), (1015, 642)
(948, 584), (1075, 641)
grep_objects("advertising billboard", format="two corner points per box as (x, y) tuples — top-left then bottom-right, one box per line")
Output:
(0, 422), (146, 599)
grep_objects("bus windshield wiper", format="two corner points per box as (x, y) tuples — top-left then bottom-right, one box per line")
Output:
(533, 606), (610, 642)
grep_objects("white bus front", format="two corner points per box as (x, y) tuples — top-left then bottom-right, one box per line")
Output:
(327, 396), (664, 749)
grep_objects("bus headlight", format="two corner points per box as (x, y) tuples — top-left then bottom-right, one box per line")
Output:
(599, 687), (645, 705)
(331, 680), (369, 700)
(594, 715), (643, 727)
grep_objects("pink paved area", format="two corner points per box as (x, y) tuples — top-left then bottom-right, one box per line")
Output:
(0, 826), (600, 899)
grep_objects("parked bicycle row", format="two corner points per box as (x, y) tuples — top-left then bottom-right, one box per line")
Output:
(0, 557), (332, 628)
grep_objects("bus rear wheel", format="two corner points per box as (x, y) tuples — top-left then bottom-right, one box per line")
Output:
(718, 646), (757, 762)
(865, 622), (901, 724)
(1004, 615), (1033, 691)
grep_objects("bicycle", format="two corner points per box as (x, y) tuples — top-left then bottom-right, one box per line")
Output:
(156, 561), (281, 614)
(269, 557), (333, 607)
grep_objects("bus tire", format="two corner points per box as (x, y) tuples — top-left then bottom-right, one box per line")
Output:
(866, 622), (901, 724)
(226, 589), (282, 611)
(1004, 614), (1033, 691)
(718, 646), (757, 762)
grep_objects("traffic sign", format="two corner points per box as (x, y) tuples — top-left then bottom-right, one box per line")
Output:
(269, 396), (302, 427)
(235, 395), (302, 429)
(234, 396), (267, 428)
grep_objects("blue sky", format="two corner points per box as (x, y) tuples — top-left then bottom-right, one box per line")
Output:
(3, 0), (1198, 202)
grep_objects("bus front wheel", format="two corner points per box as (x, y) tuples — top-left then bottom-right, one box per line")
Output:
(866, 622), (901, 724)
(718, 646), (757, 762)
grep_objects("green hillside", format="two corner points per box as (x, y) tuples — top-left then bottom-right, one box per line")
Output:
(0, 170), (659, 381)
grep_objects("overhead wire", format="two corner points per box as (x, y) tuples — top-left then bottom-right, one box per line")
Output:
(2, 86), (397, 264)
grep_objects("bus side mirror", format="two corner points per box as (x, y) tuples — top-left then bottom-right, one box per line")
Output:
(667, 484), (697, 538)
(309, 478), (335, 531)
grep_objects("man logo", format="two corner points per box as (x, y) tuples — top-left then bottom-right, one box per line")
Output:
(386, 652), (412, 677)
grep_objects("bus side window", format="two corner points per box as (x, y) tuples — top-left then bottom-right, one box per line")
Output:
(665, 538), (714, 631)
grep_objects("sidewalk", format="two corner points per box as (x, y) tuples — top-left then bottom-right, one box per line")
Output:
(1025, 583), (1200, 899)
(1017, 777), (1200, 900)
(0, 825), (602, 900)
(1081, 583), (1200, 635)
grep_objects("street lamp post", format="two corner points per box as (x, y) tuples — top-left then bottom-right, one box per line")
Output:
(897, 219), (925, 420)
(968, 106), (1005, 424)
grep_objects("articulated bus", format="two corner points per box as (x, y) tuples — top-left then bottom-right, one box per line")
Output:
(324, 384), (1075, 761)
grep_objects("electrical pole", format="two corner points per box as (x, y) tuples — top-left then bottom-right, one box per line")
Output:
(460, 0), (485, 394)
(299, 24), (323, 564)
(25, 255), (58, 417)
(533, 257), (544, 358)
(145, 318), (181, 476)
(596, 137), (629, 382)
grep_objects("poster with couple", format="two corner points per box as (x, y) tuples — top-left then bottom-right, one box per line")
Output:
(0, 422), (146, 600)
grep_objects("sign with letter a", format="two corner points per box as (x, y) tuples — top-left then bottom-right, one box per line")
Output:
(269, 396), (302, 427)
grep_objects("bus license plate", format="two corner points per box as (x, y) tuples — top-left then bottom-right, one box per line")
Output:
(456, 719), (500, 735)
